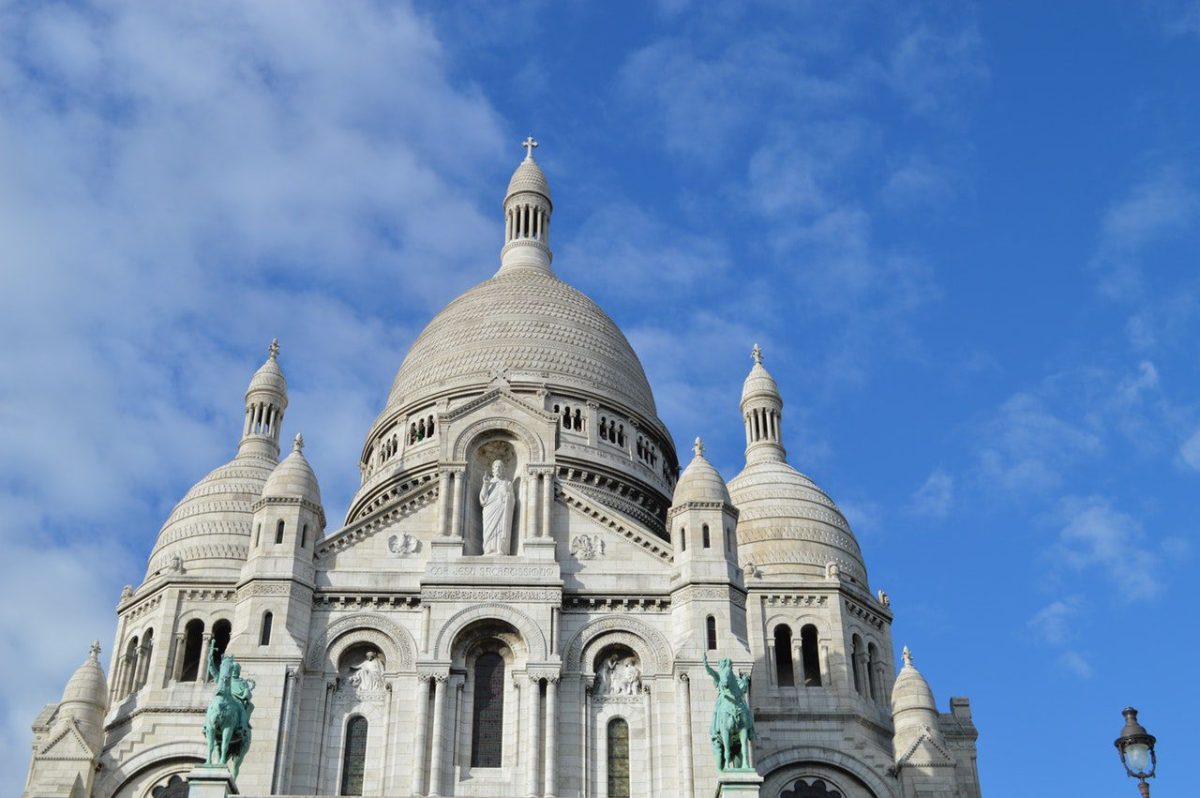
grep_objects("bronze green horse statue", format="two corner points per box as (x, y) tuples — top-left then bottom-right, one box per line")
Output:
(203, 648), (254, 779)
(703, 651), (757, 771)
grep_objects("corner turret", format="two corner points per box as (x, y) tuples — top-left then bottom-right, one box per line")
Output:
(23, 642), (107, 798)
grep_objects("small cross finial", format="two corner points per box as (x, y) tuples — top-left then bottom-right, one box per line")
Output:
(902, 646), (912, 666)
(268, 338), (280, 360)
(89, 641), (101, 660)
(294, 433), (304, 452)
(522, 136), (538, 160)
(693, 437), (704, 458)
(751, 343), (763, 364)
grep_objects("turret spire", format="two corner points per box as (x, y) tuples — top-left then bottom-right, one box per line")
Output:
(500, 137), (554, 274)
(239, 339), (289, 460)
(740, 343), (785, 464)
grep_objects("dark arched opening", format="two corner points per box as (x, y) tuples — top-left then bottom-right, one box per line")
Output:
(340, 715), (368, 795)
(607, 717), (631, 798)
(774, 625), (794, 686)
(800, 624), (822, 686)
(180, 619), (204, 682)
(471, 651), (505, 767)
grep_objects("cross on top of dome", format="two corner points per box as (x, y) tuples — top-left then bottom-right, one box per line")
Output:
(269, 338), (280, 360)
(751, 343), (763, 364)
(693, 437), (705, 457)
(89, 640), (101, 660)
(522, 136), (538, 160)
(294, 433), (304, 452)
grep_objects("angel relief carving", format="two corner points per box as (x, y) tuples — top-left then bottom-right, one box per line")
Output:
(570, 533), (605, 560)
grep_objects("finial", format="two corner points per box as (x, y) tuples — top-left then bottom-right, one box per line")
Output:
(902, 646), (912, 666)
(751, 343), (763, 364)
(293, 433), (304, 452)
(89, 641), (101, 661)
(522, 135), (539, 160)
(693, 437), (705, 458)
(268, 338), (280, 360)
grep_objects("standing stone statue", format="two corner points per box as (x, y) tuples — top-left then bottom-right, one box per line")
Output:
(479, 459), (515, 555)
(703, 650), (756, 771)
(203, 646), (255, 779)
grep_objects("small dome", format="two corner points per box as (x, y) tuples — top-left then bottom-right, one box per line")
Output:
(145, 452), (276, 580)
(891, 646), (938, 717)
(506, 154), (552, 204)
(728, 459), (867, 584)
(247, 339), (287, 396)
(261, 434), (322, 506)
(60, 642), (107, 712)
(741, 343), (780, 405)
(672, 438), (731, 505)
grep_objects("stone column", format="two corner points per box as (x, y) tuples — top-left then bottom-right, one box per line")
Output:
(525, 467), (539, 541)
(642, 685), (655, 796)
(526, 676), (542, 798)
(544, 676), (559, 797)
(765, 640), (777, 687)
(540, 470), (552, 538)
(438, 470), (451, 536)
(429, 675), (449, 797)
(677, 674), (694, 798)
(412, 675), (431, 797)
(450, 468), (465, 540)
(585, 401), (599, 446)
(171, 633), (186, 682)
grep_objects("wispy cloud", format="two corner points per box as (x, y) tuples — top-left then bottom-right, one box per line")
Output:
(1053, 496), (1162, 601)
(1028, 596), (1082, 646)
(978, 392), (1103, 493)
(909, 468), (955, 519)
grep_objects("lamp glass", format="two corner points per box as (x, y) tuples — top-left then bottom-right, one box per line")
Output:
(1125, 742), (1151, 773)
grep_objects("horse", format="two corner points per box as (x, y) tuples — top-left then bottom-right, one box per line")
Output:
(704, 655), (756, 771)
(203, 655), (252, 779)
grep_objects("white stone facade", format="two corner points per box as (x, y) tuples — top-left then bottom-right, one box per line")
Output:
(25, 147), (981, 798)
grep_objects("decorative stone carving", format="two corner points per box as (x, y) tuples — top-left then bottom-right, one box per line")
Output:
(480, 459), (516, 555)
(594, 654), (642, 696)
(877, 589), (890, 608)
(570, 533), (606, 560)
(348, 651), (385, 692)
(388, 533), (420, 557)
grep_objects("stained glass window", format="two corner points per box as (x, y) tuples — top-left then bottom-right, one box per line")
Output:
(607, 717), (630, 798)
(340, 715), (368, 795)
(781, 777), (842, 798)
(471, 652), (505, 767)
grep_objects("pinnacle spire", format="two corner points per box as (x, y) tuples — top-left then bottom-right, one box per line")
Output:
(268, 338), (280, 360)
(294, 433), (304, 452)
(89, 640), (101, 661)
(902, 645), (913, 666)
(752, 343), (763, 364)
(693, 437), (705, 458)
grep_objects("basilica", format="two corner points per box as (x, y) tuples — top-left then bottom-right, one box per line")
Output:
(25, 144), (982, 798)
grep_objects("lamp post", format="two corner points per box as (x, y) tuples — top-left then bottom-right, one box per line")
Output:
(1114, 707), (1156, 797)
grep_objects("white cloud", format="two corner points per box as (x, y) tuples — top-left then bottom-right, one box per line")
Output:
(1054, 496), (1162, 601)
(1028, 596), (1082, 645)
(1179, 427), (1200, 470)
(1057, 650), (1094, 679)
(0, 3), (505, 790)
(978, 392), (1103, 493)
(909, 468), (954, 519)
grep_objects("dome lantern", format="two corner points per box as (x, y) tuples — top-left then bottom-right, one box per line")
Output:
(500, 136), (554, 274)
(240, 338), (289, 459)
(741, 343), (785, 465)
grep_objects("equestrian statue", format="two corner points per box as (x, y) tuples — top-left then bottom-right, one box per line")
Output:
(703, 650), (757, 771)
(202, 645), (255, 779)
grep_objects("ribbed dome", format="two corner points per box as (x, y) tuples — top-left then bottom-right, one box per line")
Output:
(145, 451), (275, 580)
(386, 268), (657, 419)
(262, 435), (322, 507)
(673, 439), (731, 505)
(728, 459), (868, 584)
(506, 155), (551, 203)
(60, 642), (106, 710)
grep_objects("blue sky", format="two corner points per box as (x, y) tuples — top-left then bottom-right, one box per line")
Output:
(0, 1), (1197, 795)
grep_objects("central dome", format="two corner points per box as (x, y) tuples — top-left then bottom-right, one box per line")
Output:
(385, 267), (658, 420)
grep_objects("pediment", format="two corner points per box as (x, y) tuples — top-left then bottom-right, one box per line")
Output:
(316, 477), (438, 562)
(559, 482), (673, 564)
(444, 388), (559, 463)
(896, 726), (955, 767)
(37, 720), (95, 760)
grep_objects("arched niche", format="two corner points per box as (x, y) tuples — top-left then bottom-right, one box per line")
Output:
(305, 612), (417, 674)
(565, 615), (672, 677)
(434, 602), (547, 662)
(757, 747), (892, 798)
(464, 434), (526, 556)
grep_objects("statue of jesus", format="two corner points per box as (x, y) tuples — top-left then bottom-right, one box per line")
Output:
(479, 459), (515, 555)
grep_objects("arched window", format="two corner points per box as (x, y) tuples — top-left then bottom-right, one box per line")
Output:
(301, 524), (308, 548)
(259, 612), (273, 646)
(255, 523), (261, 547)
(607, 717), (631, 798)
(180, 619), (204, 682)
(471, 652), (505, 767)
(340, 715), (368, 795)
(705, 616), (718, 650)
(122, 636), (139, 696)
(702, 524), (711, 548)
(867, 642), (880, 703)
(137, 628), (154, 689)
(211, 619), (232, 676)
(679, 527), (687, 552)
(275, 519), (285, 544)
(851, 634), (864, 696)
(800, 624), (822, 686)
(774, 625), (794, 687)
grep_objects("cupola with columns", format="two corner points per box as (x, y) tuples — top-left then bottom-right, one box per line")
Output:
(741, 343), (785, 464)
(500, 136), (554, 273)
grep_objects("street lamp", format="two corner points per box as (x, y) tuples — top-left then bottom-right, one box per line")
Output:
(1114, 707), (1156, 797)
